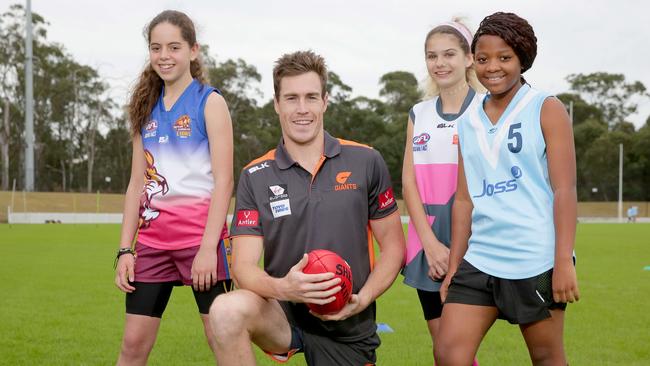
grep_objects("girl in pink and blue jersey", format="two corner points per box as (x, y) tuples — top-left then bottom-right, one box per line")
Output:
(114, 10), (233, 365)
(401, 18), (483, 365)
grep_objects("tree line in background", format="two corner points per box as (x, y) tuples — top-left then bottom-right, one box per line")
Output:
(1, 4), (649, 201)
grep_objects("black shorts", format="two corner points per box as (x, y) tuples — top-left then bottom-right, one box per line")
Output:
(416, 289), (443, 320)
(267, 326), (380, 366)
(125, 280), (233, 317)
(445, 260), (567, 324)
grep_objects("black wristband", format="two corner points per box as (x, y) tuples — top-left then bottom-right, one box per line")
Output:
(114, 248), (136, 269)
(117, 247), (135, 258)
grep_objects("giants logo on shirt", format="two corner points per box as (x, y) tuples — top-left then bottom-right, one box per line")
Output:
(413, 133), (430, 152)
(379, 187), (395, 209)
(236, 210), (259, 227)
(335, 171), (357, 191)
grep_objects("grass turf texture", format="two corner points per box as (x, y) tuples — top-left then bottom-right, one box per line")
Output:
(1, 224), (649, 365)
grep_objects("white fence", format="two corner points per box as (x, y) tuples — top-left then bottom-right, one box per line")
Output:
(8, 211), (123, 224)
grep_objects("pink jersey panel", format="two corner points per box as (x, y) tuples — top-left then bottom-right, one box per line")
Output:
(414, 163), (458, 205)
(405, 163), (457, 264)
(406, 216), (435, 263)
(138, 197), (224, 250)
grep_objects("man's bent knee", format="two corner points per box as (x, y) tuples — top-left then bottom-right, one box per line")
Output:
(209, 290), (265, 339)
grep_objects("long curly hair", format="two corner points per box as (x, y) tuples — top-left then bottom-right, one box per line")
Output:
(471, 12), (537, 83)
(127, 10), (208, 136)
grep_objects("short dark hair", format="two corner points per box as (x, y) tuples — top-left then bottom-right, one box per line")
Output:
(472, 12), (537, 74)
(273, 51), (327, 98)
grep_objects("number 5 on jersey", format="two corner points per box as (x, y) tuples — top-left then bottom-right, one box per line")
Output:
(508, 123), (522, 153)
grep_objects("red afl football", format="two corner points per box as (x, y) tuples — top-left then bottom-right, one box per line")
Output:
(302, 249), (353, 315)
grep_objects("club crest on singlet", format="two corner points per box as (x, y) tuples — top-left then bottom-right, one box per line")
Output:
(173, 115), (192, 138)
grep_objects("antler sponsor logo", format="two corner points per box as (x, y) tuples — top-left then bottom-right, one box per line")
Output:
(379, 187), (395, 209)
(236, 210), (259, 227)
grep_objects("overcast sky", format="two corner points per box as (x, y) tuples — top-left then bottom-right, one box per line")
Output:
(5, 0), (650, 127)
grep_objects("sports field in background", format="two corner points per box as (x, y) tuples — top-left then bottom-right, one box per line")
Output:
(1, 224), (649, 365)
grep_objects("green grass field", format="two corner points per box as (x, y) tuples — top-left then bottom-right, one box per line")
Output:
(1, 224), (649, 365)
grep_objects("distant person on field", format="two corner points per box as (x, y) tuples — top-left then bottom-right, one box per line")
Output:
(114, 10), (234, 366)
(436, 12), (580, 366)
(400, 17), (482, 366)
(208, 50), (405, 366)
(627, 206), (638, 223)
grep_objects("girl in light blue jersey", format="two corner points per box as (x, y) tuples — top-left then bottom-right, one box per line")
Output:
(436, 12), (580, 366)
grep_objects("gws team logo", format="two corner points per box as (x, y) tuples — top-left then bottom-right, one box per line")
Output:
(473, 165), (523, 198)
(413, 133), (430, 152)
(139, 150), (169, 229)
(379, 187), (395, 209)
(144, 120), (158, 139)
(236, 210), (259, 227)
(336, 171), (351, 184)
(173, 115), (191, 138)
(335, 171), (357, 191)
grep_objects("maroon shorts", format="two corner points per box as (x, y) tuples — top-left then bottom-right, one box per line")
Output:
(134, 242), (227, 285)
